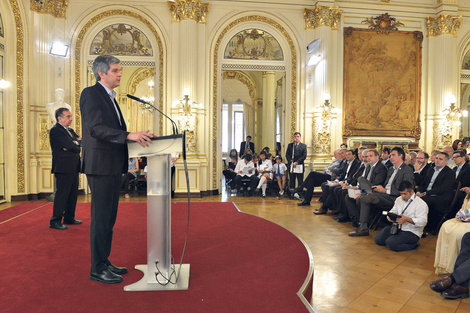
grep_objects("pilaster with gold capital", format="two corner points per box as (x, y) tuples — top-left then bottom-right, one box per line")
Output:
(304, 4), (342, 30)
(168, 0), (210, 24)
(426, 13), (462, 38)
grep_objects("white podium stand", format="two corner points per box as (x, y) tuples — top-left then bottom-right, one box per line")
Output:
(124, 134), (190, 291)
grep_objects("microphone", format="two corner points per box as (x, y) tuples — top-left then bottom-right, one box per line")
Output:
(127, 94), (178, 135)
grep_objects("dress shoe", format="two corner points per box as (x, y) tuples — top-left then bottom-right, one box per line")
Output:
(63, 219), (82, 225)
(348, 227), (369, 237)
(441, 284), (469, 299)
(107, 263), (128, 275)
(297, 201), (310, 206)
(313, 208), (327, 215)
(429, 276), (453, 292)
(337, 215), (351, 223)
(90, 269), (123, 284)
(49, 222), (68, 230)
(349, 221), (360, 228)
(327, 210), (339, 216)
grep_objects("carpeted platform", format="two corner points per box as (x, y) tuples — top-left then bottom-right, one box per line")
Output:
(0, 202), (313, 313)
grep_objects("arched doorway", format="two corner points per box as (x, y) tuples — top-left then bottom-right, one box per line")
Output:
(211, 14), (299, 191)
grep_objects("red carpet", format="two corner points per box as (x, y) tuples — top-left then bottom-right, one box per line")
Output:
(0, 202), (313, 313)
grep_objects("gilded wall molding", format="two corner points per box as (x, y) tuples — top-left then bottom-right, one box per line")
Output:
(168, 0), (210, 24)
(39, 114), (51, 151)
(73, 9), (165, 137)
(30, 0), (67, 19)
(426, 13), (462, 38)
(304, 5), (342, 30)
(129, 68), (156, 96)
(213, 15), (298, 189)
(432, 118), (452, 150)
(222, 70), (257, 107)
(10, 0), (25, 193)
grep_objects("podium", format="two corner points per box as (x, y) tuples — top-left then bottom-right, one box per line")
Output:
(124, 134), (190, 291)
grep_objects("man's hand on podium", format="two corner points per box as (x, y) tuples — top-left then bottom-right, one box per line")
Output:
(128, 130), (154, 147)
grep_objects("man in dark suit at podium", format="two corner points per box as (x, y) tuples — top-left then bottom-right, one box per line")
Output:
(239, 135), (255, 158)
(80, 55), (153, 284)
(49, 108), (82, 230)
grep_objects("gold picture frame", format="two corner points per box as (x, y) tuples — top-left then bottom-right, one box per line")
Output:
(343, 27), (423, 140)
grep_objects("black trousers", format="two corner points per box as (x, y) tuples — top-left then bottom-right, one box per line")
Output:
(87, 174), (122, 273)
(50, 172), (79, 224)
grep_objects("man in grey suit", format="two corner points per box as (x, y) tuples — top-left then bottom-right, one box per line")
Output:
(430, 232), (470, 299)
(80, 55), (153, 284)
(349, 147), (414, 237)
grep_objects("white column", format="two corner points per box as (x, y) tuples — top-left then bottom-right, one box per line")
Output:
(261, 71), (276, 150)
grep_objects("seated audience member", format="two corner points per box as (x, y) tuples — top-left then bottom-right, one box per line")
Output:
(293, 148), (346, 202)
(452, 139), (463, 152)
(462, 137), (470, 150)
(349, 147), (414, 237)
(416, 151), (456, 231)
(340, 143), (348, 149)
(452, 150), (470, 213)
(430, 232), (470, 299)
(443, 146), (457, 169)
(413, 151), (431, 188)
(313, 149), (361, 213)
(435, 195), (470, 275)
(404, 153), (411, 166)
(252, 153), (259, 171)
(233, 154), (259, 196)
(430, 149), (439, 167)
(226, 149), (238, 165)
(256, 152), (273, 198)
(273, 155), (288, 196)
(374, 180), (428, 251)
(408, 151), (417, 168)
(261, 146), (270, 155)
(333, 148), (369, 221)
(318, 148), (366, 214)
(343, 149), (388, 225)
(121, 157), (139, 199)
(381, 147), (393, 168)
(223, 157), (238, 188)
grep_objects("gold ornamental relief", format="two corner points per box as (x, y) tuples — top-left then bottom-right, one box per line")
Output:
(168, 0), (210, 24)
(426, 14), (462, 38)
(222, 70), (257, 106)
(304, 5), (342, 30)
(31, 0), (67, 19)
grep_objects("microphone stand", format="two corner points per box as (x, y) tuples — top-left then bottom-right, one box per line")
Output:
(127, 94), (179, 135)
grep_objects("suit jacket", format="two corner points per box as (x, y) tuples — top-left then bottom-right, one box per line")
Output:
(80, 83), (129, 176)
(343, 159), (361, 184)
(286, 142), (307, 166)
(455, 163), (470, 188)
(239, 141), (255, 158)
(414, 163), (432, 188)
(383, 162), (415, 197)
(348, 161), (368, 186)
(382, 159), (393, 169)
(417, 166), (455, 202)
(368, 161), (388, 186)
(50, 123), (81, 174)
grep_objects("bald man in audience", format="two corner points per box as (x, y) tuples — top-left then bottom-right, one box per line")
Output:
(443, 146), (457, 169)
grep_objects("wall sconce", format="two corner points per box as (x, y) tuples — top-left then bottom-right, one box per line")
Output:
(319, 92), (338, 124)
(442, 94), (468, 127)
(177, 90), (197, 132)
(0, 78), (11, 89)
(140, 80), (155, 113)
(50, 41), (69, 57)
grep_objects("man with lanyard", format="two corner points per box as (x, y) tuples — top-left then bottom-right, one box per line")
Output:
(374, 180), (428, 251)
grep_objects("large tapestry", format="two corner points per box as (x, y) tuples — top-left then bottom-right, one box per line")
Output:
(343, 27), (423, 140)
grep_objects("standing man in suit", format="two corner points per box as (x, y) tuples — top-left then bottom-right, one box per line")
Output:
(349, 147), (414, 237)
(239, 135), (255, 158)
(49, 108), (82, 230)
(286, 132), (307, 189)
(416, 151), (456, 230)
(80, 55), (153, 284)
